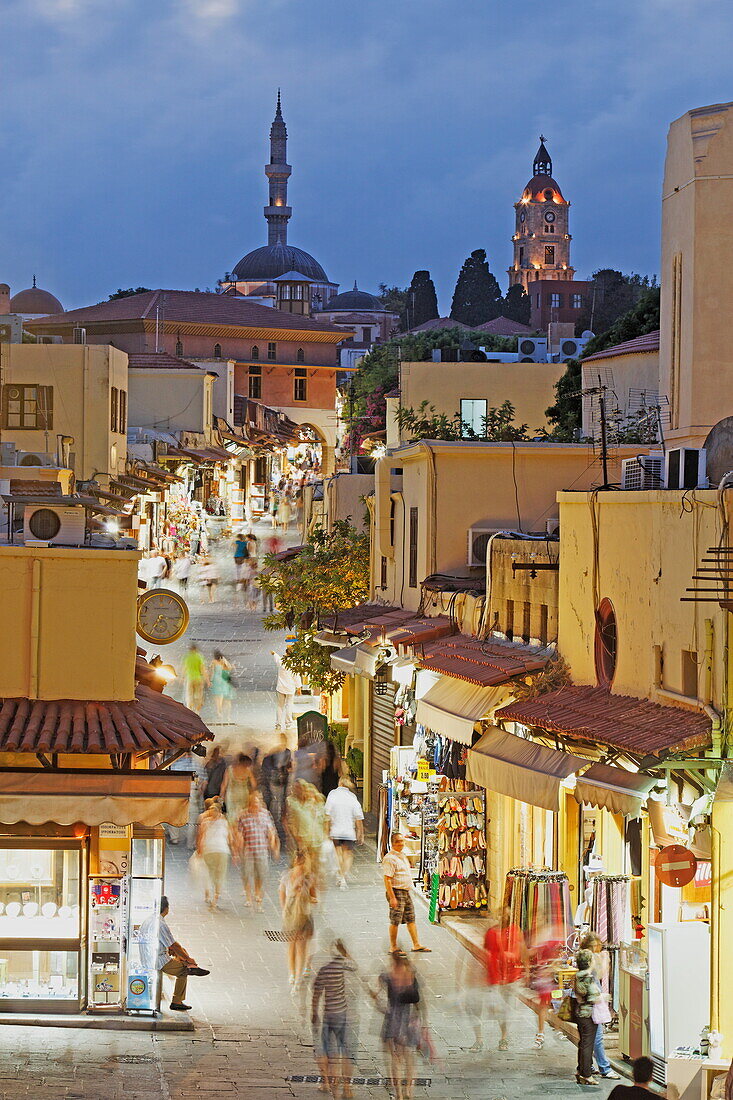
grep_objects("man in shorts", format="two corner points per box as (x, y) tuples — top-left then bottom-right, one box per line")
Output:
(234, 790), (279, 911)
(382, 833), (431, 953)
(311, 939), (357, 1098)
(325, 778), (364, 889)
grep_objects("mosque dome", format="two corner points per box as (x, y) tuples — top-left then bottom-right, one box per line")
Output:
(10, 281), (64, 316)
(326, 284), (383, 311)
(232, 243), (328, 283)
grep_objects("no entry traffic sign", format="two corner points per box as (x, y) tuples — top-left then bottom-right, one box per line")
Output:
(655, 844), (698, 887)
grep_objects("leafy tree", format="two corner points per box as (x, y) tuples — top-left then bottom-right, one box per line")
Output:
(258, 521), (370, 694)
(580, 286), (660, 359)
(450, 249), (503, 327)
(575, 269), (657, 337)
(378, 284), (409, 328)
(545, 358), (582, 440)
(406, 270), (439, 329)
(502, 284), (531, 326)
(108, 287), (152, 300)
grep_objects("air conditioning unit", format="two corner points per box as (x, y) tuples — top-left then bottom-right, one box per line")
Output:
(38, 335), (63, 344)
(666, 447), (707, 490)
(16, 451), (55, 467)
(73, 327), (86, 345)
(0, 443), (18, 466)
(517, 337), (547, 363)
(23, 504), (86, 547)
(621, 452), (665, 491)
(468, 526), (501, 567)
(545, 518), (560, 537)
(558, 335), (593, 360)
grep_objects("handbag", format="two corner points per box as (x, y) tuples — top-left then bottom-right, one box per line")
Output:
(592, 999), (612, 1025)
(557, 994), (577, 1023)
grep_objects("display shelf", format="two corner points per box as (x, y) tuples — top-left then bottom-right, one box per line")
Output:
(88, 875), (125, 1011)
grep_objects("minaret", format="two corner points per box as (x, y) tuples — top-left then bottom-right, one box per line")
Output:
(264, 90), (292, 247)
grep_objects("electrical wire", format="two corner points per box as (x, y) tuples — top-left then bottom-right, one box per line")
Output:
(510, 440), (522, 532)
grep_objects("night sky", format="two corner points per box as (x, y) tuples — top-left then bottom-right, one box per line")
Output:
(4, 0), (732, 312)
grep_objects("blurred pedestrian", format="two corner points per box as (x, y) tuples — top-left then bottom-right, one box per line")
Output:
(325, 778), (364, 890)
(203, 744), (228, 802)
(148, 549), (167, 589)
(286, 778), (327, 864)
(320, 740), (341, 799)
(280, 850), (318, 990)
(270, 493), (279, 528)
(172, 552), (191, 593)
(234, 790), (279, 911)
(272, 649), (301, 730)
(221, 753), (257, 823)
(278, 494), (292, 532)
(573, 948), (602, 1086)
(262, 732), (292, 842)
(374, 950), (423, 1100)
(312, 938), (357, 1098)
(181, 644), (207, 713)
(529, 923), (563, 1049)
(209, 650), (235, 721)
(579, 931), (619, 1079)
(196, 799), (231, 910)
(483, 906), (527, 1051)
(382, 834), (431, 954)
(233, 532), (250, 604)
(200, 556), (220, 603)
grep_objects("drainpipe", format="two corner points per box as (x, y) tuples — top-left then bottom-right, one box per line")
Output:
(29, 557), (41, 699)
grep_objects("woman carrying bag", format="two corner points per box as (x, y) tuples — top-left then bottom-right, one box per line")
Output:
(573, 948), (602, 1086)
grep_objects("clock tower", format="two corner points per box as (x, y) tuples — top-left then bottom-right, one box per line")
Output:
(508, 138), (575, 292)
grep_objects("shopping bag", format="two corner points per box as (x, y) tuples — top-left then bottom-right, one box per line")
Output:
(557, 994), (577, 1023)
(319, 838), (339, 881)
(188, 851), (208, 889)
(592, 999), (612, 1025)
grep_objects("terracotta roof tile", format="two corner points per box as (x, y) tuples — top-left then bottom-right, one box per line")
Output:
(496, 685), (710, 754)
(128, 351), (205, 371)
(583, 330), (660, 364)
(25, 289), (345, 335)
(418, 636), (548, 687)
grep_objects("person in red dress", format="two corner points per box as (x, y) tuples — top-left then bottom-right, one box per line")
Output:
(483, 907), (528, 1051)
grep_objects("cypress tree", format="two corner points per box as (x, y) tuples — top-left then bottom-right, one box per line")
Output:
(406, 270), (439, 328)
(502, 284), (531, 325)
(450, 249), (503, 326)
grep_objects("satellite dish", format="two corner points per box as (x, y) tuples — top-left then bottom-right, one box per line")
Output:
(704, 418), (733, 485)
(581, 330), (595, 339)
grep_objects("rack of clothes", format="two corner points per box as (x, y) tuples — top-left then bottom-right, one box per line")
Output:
(503, 869), (573, 941)
(590, 874), (631, 947)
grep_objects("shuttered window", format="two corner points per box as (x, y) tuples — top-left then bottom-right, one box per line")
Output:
(2, 384), (53, 430)
(408, 507), (418, 588)
(370, 683), (397, 813)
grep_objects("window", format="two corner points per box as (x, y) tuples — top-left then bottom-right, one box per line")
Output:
(362, 328), (371, 343)
(110, 387), (118, 432)
(248, 365), (262, 400)
(214, 343), (222, 358)
(119, 390), (127, 434)
(175, 338), (183, 357)
(550, 293), (563, 309)
(380, 556), (387, 589)
(280, 284), (291, 300)
(505, 599), (514, 641)
(519, 246), (524, 265)
(460, 398), (487, 438)
(251, 345), (260, 360)
(408, 507), (418, 588)
(296, 348), (304, 363)
(682, 649), (698, 699)
(544, 224), (555, 233)
(539, 604), (548, 645)
(389, 500), (395, 547)
(267, 342), (276, 360)
(522, 601), (531, 645)
(571, 294), (583, 309)
(544, 245), (555, 264)
(2, 384), (53, 429)
(294, 367), (307, 401)
(594, 598), (617, 686)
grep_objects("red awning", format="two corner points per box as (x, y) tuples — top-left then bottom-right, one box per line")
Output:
(0, 685), (213, 755)
(418, 637), (548, 688)
(496, 686), (711, 755)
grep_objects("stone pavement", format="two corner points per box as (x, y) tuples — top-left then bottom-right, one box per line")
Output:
(0, 524), (623, 1098)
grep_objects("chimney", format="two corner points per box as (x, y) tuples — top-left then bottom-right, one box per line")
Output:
(0, 284), (10, 314)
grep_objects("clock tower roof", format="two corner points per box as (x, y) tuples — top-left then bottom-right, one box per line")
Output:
(520, 137), (567, 203)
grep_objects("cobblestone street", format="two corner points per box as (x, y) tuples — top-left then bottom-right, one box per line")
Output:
(0, 525), (619, 1099)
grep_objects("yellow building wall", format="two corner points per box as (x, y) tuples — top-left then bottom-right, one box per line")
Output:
(0, 546), (138, 701)
(659, 102), (733, 447)
(581, 351), (660, 440)
(399, 360), (566, 437)
(0, 344), (128, 479)
(557, 489), (726, 709)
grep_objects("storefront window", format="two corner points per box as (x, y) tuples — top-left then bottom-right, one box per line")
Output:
(0, 950), (79, 1001)
(131, 838), (163, 878)
(0, 848), (81, 939)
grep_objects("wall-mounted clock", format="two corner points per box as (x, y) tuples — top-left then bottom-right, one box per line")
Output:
(136, 588), (189, 645)
(544, 210), (556, 223)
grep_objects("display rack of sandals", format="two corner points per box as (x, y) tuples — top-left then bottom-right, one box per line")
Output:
(425, 789), (488, 913)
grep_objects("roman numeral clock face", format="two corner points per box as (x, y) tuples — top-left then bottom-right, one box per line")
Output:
(136, 589), (190, 644)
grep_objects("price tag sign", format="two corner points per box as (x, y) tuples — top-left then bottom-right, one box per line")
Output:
(416, 758), (430, 782)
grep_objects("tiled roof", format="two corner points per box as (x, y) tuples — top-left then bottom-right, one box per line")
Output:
(496, 686), (710, 755)
(25, 289), (345, 335)
(128, 351), (205, 372)
(386, 616), (453, 648)
(583, 330), (660, 364)
(325, 604), (401, 631)
(0, 684), (213, 755)
(418, 636), (548, 687)
(476, 316), (533, 335)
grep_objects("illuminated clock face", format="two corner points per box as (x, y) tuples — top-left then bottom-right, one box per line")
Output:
(544, 210), (556, 223)
(136, 589), (189, 644)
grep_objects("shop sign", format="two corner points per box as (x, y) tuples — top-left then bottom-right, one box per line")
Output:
(655, 844), (698, 887)
(416, 759), (431, 782)
(99, 824), (128, 839)
(296, 710), (328, 744)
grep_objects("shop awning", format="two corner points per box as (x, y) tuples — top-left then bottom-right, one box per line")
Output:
(467, 725), (589, 810)
(418, 636), (549, 687)
(329, 642), (380, 680)
(574, 762), (657, 818)
(331, 645), (359, 674)
(496, 686), (711, 755)
(0, 768), (192, 827)
(416, 680), (511, 746)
